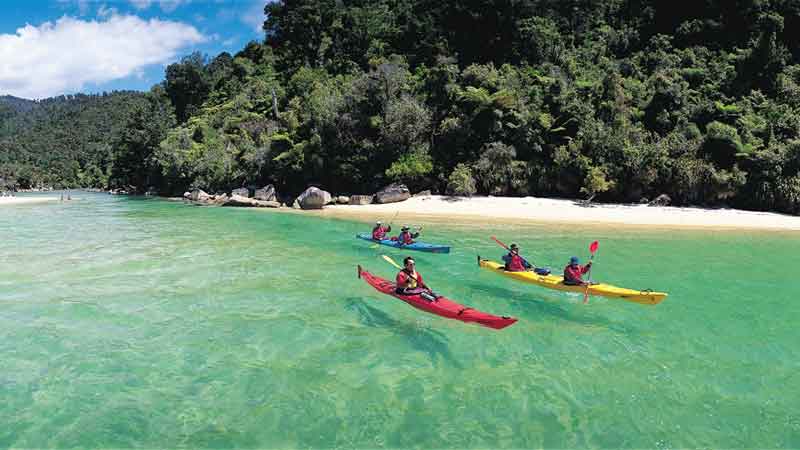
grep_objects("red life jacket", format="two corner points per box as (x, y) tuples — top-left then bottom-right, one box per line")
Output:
(372, 226), (389, 240)
(398, 231), (416, 244)
(396, 270), (424, 289)
(506, 254), (527, 272)
(563, 264), (589, 283)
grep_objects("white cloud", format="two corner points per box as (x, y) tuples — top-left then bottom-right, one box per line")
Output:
(0, 14), (206, 98)
(129, 0), (152, 10)
(56, 0), (95, 15)
(222, 36), (238, 47)
(240, 0), (265, 33)
(97, 5), (118, 18)
(159, 0), (190, 13)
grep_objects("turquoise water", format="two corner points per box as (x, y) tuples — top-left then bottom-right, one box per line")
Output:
(2, 193), (799, 448)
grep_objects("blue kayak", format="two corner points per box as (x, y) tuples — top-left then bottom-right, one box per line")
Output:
(356, 233), (450, 254)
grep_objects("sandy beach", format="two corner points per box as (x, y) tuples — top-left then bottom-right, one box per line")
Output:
(0, 197), (59, 206)
(318, 195), (800, 231)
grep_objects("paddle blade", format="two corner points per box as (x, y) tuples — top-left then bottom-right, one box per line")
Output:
(589, 240), (599, 254)
(491, 236), (510, 250)
(381, 254), (402, 270)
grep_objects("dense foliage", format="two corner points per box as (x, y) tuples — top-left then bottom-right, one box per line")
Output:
(3, 0), (800, 214)
(0, 92), (156, 188)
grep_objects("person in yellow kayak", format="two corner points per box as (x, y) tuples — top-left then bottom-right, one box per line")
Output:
(502, 243), (533, 272)
(563, 256), (592, 286)
(395, 256), (437, 301)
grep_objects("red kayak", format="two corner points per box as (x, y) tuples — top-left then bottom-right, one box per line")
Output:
(357, 266), (517, 330)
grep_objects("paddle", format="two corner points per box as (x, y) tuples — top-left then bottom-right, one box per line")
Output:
(382, 254), (404, 271)
(388, 211), (400, 227)
(583, 240), (599, 304)
(490, 236), (533, 269)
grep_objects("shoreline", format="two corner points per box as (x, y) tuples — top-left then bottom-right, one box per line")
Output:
(0, 196), (59, 206)
(306, 195), (800, 232)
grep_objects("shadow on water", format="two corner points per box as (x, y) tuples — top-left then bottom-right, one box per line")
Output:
(343, 297), (463, 369)
(463, 281), (635, 333)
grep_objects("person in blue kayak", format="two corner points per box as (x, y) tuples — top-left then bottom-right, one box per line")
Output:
(395, 256), (437, 301)
(502, 243), (533, 272)
(563, 256), (592, 285)
(395, 225), (420, 245)
(371, 220), (391, 240)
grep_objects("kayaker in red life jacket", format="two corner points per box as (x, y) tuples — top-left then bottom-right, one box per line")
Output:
(563, 256), (592, 285)
(371, 221), (391, 240)
(502, 243), (533, 272)
(396, 226), (420, 245)
(395, 256), (437, 300)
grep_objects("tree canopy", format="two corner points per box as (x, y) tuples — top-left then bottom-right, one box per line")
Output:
(2, 0), (800, 214)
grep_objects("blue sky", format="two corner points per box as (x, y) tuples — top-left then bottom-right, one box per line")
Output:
(0, 0), (267, 98)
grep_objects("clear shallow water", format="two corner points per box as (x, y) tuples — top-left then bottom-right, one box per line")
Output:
(1, 193), (799, 448)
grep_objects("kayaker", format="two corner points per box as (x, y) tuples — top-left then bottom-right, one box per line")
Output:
(502, 244), (532, 272)
(396, 226), (420, 245)
(395, 256), (436, 300)
(371, 221), (391, 240)
(563, 256), (592, 286)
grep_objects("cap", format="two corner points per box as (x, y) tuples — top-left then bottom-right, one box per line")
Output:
(570, 256), (579, 265)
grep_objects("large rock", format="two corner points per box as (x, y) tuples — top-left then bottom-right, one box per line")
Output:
(375, 183), (410, 204)
(336, 195), (350, 204)
(296, 186), (332, 209)
(231, 187), (249, 198)
(189, 188), (210, 202)
(212, 193), (230, 205)
(648, 194), (671, 207)
(349, 194), (374, 205)
(223, 194), (280, 208)
(254, 184), (277, 202)
(183, 191), (191, 199)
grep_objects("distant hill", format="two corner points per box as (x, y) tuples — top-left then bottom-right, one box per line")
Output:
(0, 95), (38, 114)
(0, 91), (151, 189)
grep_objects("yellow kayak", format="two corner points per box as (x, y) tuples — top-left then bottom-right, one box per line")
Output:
(478, 258), (668, 305)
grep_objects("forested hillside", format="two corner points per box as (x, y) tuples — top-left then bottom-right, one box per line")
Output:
(3, 0), (800, 214)
(0, 92), (153, 188)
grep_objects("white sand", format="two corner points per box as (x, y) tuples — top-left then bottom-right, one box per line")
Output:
(0, 197), (59, 205)
(319, 195), (800, 231)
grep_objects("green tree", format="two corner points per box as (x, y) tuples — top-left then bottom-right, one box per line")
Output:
(580, 166), (616, 202)
(446, 163), (477, 196)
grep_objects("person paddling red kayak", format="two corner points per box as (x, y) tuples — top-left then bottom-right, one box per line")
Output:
(395, 256), (437, 301)
(358, 257), (517, 330)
